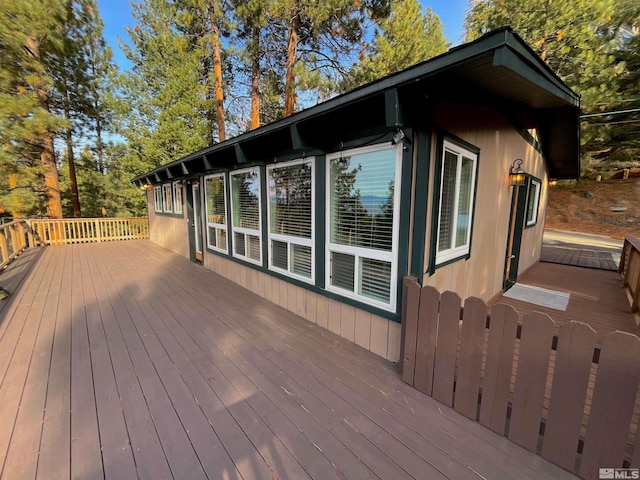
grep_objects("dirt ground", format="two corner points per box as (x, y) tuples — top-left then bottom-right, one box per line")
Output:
(544, 178), (640, 240)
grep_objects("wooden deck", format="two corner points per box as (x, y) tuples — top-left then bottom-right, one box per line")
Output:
(540, 245), (618, 271)
(0, 240), (577, 479)
(494, 261), (638, 342)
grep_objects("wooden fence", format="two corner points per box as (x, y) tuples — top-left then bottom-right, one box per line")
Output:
(28, 217), (148, 246)
(0, 221), (32, 269)
(620, 236), (640, 313)
(400, 278), (640, 480)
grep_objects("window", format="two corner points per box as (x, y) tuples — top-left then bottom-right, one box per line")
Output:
(154, 186), (162, 213)
(162, 183), (173, 213)
(267, 159), (314, 281)
(435, 140), (478, 266)
(326, 143), (401, 310)
(525, 178), (541, 227)
(204, 174), (228, 253)
(230, 168), (262, 264)
(173, 181), (183, 215)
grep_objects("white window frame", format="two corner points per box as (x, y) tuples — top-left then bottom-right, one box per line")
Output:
(525, 178), (541, 227)
(266, 158), (315, 283)
(204, 173), (228, 254)
(162, 183), (173, 213)
(435, 140), (478, 266)
(230, 167), (262, 265)
(325, 143), (402, 312)
(173, 181), (183, 215)
(154, 186), (162, 213)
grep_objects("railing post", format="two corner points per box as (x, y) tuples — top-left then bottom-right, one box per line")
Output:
(95, 218), (102, 243)
(0, 229), (7, 264)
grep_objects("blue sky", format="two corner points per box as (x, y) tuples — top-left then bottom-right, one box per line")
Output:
(97, 0), (469, 72)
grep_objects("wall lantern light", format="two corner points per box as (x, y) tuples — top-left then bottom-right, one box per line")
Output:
(548, 178), (558, 187)
(509, 158), (527, 186)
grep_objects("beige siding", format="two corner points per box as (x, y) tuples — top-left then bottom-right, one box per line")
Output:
(148, 189), (190, 259)
(422, 102), (548, 302)
(202, 249), (401, 362)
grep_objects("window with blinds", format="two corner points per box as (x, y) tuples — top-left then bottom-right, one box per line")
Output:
(154, 186), (162, 212)
(326, 144), (400, 310)
(162, 183), (172, 213)
(526, 178), (541, 226)
(205, 174), (228, 253)
(267, 159), (314, 281)
(435, 140), (478, 265)
(173, 181), (183, 215)
(230, 168), (262, 264)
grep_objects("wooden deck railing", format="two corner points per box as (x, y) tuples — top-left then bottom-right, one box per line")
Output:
(0, 220), (33, 269)
(28, 217), (149, 246)
(1, 218), (148, 271)
(619, 236), (640, 313)
(401, 278), (640, 480)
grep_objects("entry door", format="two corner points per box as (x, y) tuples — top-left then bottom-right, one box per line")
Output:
(503, 183), (527, 290)
(189, 182), (203, 263)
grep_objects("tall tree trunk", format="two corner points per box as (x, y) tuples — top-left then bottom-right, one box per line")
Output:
(250, 26), (261, 129)
(209, 0), (226, 142)
(27, 34), (62, 219)
(64, 91), (82, 217)
(284, 7), (300, 117)
(94, 109), (105, 174)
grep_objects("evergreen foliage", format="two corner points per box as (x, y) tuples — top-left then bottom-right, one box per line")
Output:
(464, 0), (640, 174)
(343, 0), (449, 90)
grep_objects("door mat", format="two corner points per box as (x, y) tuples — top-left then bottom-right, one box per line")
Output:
(503, 284), (570, 311)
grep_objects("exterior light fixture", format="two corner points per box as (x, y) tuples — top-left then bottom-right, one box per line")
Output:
(548, 178), (558, 187)
(509, 158), (526, 186)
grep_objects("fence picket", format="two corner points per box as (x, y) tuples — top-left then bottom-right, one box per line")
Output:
(432, 291), (461, 407)
(478, 303), (518, 435)
(401, 279), (421, 386)
(454, 297), (487, 420)
(414, 286), (440, 395)
(509, 312), (555, 452)
(541, 321), (596, 471)
(580, 332), (640, 479)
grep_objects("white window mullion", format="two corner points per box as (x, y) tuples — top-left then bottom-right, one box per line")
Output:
(450, 154), (462, 251)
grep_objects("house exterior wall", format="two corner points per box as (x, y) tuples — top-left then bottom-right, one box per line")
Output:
(147, 188), (190, 259)
(202, 250), (402, 362)
(145, 103), (551, 363)
(422, 102), (548, 301)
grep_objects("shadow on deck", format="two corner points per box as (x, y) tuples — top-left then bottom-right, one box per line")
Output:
(0, 240), (577, 479)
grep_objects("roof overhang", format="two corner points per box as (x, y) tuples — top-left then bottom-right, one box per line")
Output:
(132, 27), (580, 187)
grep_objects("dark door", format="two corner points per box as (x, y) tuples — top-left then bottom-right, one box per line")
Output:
(187, 180), (203, 263)
(503, 183), (527, 290)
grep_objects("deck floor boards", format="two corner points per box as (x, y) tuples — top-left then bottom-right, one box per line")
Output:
(0, 240), (579, 479)
(494, 262), (638, 342)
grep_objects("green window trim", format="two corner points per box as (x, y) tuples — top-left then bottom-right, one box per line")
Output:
(524, 175), (542, 228)
(428, 135), (480, 274)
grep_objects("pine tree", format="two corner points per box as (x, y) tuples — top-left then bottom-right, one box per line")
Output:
(0, 0), (67, 218)
(116, 0), (212, 172)
(344, 0), (448, 89)
(464, 0), (621, 174)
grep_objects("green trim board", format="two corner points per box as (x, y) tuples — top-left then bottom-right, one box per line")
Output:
(314, 155), (327, 289)
(259, 165), (269, 269)
(410, 130), (431, 283)
(523, 174), (542, 229)
(395, 129), (415, 314)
